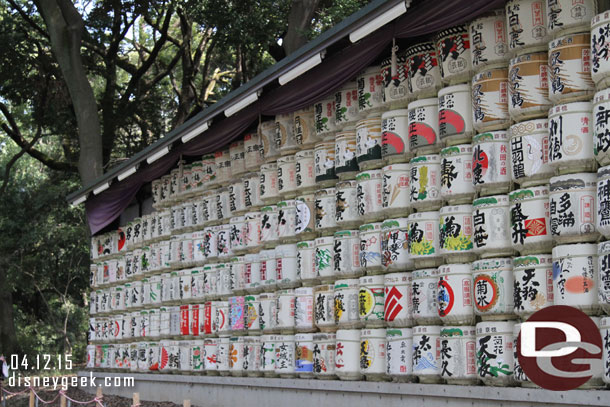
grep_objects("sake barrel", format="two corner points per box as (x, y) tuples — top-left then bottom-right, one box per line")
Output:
(259, 120), (279, 162)
(275, 335), (296, 377)
(229, 216), (247, 254)
(314, 137), (337, 187)
(335, 329), (363, 380)
(549, 173), (598, 243)
(440, 326), (477, 384)
(505, 0), (549, 55)
(592, 11), (610, 88)
(276, 244), (299, 289)
(334, 128), (359, 179)
(297, 240), (318, 286)
(277, 155), (297, 198)
(295, 287), (315, 333)
(334, 81), (360, 129)
(215, 188), (233, 224)
(438, 84), (474, 145)
(229, 140), (246, 179)
(244, 211), (262, 253)
(314, 188), (337, 235)
(382, 163), (410, 217)
(295, 333), (315, 377)
(469, 10), (509, 71)
(386, 328), (413, 381)
(276, 289), (296, 333)
(598, 166), (610, 238)
(381, 48), (409, 109)
(313, 333), (337, 378)
(356, 116), (383, 170)
(244, 335), (262, 376)
(277, 200), (297, 242)
(356, 170), (384, 222)
(296, 193), (317, 241)
(294, 106), (319, 148)
(381, 218), (412, 272)
(472, 195), (514, 257)
(472, 67), (510, 132)
(243, 172), (263, 210)
(381, 109), (411, 163)
(472, 131), (511, 195)
(314, 96), (337, 139)
(358, 275), (385, 328)
(357, 66), (384, 115)
(260, 205), (279, 247)
(259, 163), (279, 205)
(409, 155), (442, 210)
(509, 186), (552, 254)
(200, 154), (217, 188)
(407, 211), (442, 268)
(229, 336), (245, 376)
(334, 279), (361, 329)
(315, 236), (335, 283)
(216, 262), (232, 299)
(548, 0), (597, 36)
(202, 226), (218, 261)
(314, 284), (336, 332)
(276, 112), (298, 156)
(552, 243), (599, 314)
(513, 254), (554, 318)
(244, 132), (263, 172)
(405, 42), (442, 99)
(215, 302), (230, 336)
(437, 264), (475, 325)
(439, 144), (474, 204)
(203, 265), (218, 299)
(335, 180), (360, 229)
(334, 230), (362, 278)
(259, 249), (278, 291)
(509, 119), (553, 186)
(384, 272), (413, 328)
(508, 52), (551, 120)
(245, 294), (260, 333)
(475, 321), (516, 386)
(260, 334), (278, 376)
(295, 149), (316, 193)
(436, 24), (473, 84)
(216, 336), (231, 376)
(594, 89), (610, 166)
(214, 149), (232, 185)
(412, 268), (441, 325)
(359, 328), (388, 380)
(359, 222), (383, 274)
(548, 102), (595, 173)
(216, 223), (233, 259)
(228, 295), (246, 336)
(203, 338), (218, 373)
(408, 98), (440, 154)
(439, 204), (475, 262)
(472, 258), (515, 320)
(412, 325), (442, 383)
(602, 317), (610, 385)
(548, 33), (594, 103)
(259, 292), (278, 333)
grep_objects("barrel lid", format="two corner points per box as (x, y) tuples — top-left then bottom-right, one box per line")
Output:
(295, 286), (314, 295)
(549, 31), (590, 48)
(230, 215), (246, 222)
(337, 179), (358, 188)
(260, 162), (278, 170)
(245, 294), (258, 301)
(381, 109), (409, 118)
(405, 41), (435, 57)
(360, 328), (387, 337)
(386, 328), (412, 339)
(473, 194), (509, 208)
(359, 222), (382, 232)
(315, 235), (334, 243)
(277, 155), (295, 164)
(513, 254), (552, 268)
(334, 278), (359, 289)
(509, 185), (549, 202)
(297, 240), (315, 249)
(410, 154), (440, 164)
(441, 326), (476, 337)
(408, 210), (439, 220)
(438, 263), (471, 275)
(552, 243), (598, 258)
(359, 274), (384, 284)
(599, 241), (610, 255)
(476, 320), (515, 334)
(472, 257), (512, 271)
(261, 205), (277, 212)
(336, 329), (361, 340)
(441, 144), (472, 157)
(413, 325), (441, 335)
(549, 172), (597, 191)
(382, 163), (410, 171)
(438, 83), (470, 96)
(412, 268), (440, 278)
(382, 218), (409, 229)
(439, 204), (473, 215)
(435, 24), (467, 40)
(383, 272), (411, 283)
(408, 97), (438, 110)
(549, 101), (592, 116)
(334, 229), (358, 238)
(473, 130), (508, 144)
(295, 333), (314, 341)
(295, 149), (315, 157)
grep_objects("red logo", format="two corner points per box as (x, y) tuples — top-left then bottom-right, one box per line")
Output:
(384, 286), (404, 321)
(525, 218), (547, 236)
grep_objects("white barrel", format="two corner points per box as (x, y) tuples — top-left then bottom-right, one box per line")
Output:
(244, 335), (262, 375)
(244, 253), (261, 293)
(277, 155), (297, 198)
(356, 116), (383, 170)
(229, 336), (245, 376)
(260, 334), (278, 376)
(598, 166), (610, 238)
(508, 52), (551, 121)
(358, 275), (385, 328)
(513, 254), (553, 317)
(259, 120), (279, 162)
(602, 242), (610, 314)
(595, 89), (610, 166)
(359, 328), (387, 379)
(435, 25), (472, 84)
(244, 132), (263, 172)
(472, 195), (513, 257)
(381, 48), (409, 109)
(438, 84), (474, 144)
(244, 173), (263, 210)
(159, 307), (170, 338)
(229, 140), (246, 179)
(472, 131), (510, 195)
(204, 338), (218, 372)
(276, 243), (299, 288)
(297, 240), (318, 286)
(314, 137), (337, 187)
(314, 188), (336, 234)
(276, 112), (297, 156)
(382, 163), (410, 216)
(381, 218), (412, 272)
(386, 328), (413, 381)
(276, 289), (296, 333)
(407, 211), (442, 268)
(437, 264), (475, 325)
(295, 287), (315, 332)
(356, 170), (383, 222)
(509, 119), (552, 186)
(314, 96), (337, 139)
(512, 323), (530, 385)
(505, 0), (549, 55)
(384, 272), (413, 328)
(314, 236), (335, 282)
(335, 180), (360, 229)
(260, 163), (280, 205)
(381, 109), (410, 163)
(259, 249), (278, 291)
(412, 325), (442, 383)
(469, 10), (509, 70)
(314, 284), (336, 332)
(439, 204), (475, 262)
(203, 264), (218, 299)
(260, 292), (278, 333)
(334, 279), (361, 329)
(244, 212), (262, 252)
(260, 205), (279, 247)
(313, 333), (337, 378)
(203, 301), (217, 336)
(216, 301), (230, 336)
(277, 200), (297, 241)
(359, 222), (383, 274)
(149, 310), (159, 339)
(472, 67), (510, 133)
(472, 258), (515, 320)
(509, 186), (552, 254)
(191, 340), (204, 373)
(440, 145), (474, 204)
(549, 173), (598, 242)
(201, 192), (218, 226)
(275, 335), (296, 377)
(296, 193), (316, 240)
(409, 155), (441, 210)
(357, 66), (384, 115)
(229, 296), (246, 334)
(214, 149), (232, 186)
(548, 102), (595, 172)
(335, 329), (362, 380)
(216, 224), (233, 260)
(475, 321), (516, 386)
(334, 81), (360, 129)
(407, 98), (439, 153)
(294, 333), (314, 377)
(295, 149), (316, 192)
(245, 294), (260, 333)
(592, 11), (610, 88)
(200, 154), (217, 189)
(548, 0), (596, 36)
(334, 128), (359, 179)
(229, 216), (246, 254)
(216, 336), (230, 375)
(216, 263), (232, 299)
(294, 106), (319, 149)
(440, 326), (477, 384)
(216, 188), (233, 223)
(412, 268), (441, 325)
(192, 231), (206, 266)
(553, 243), (599, 314)
(548, 33), (594, 103)
(405, 42), (442, 99)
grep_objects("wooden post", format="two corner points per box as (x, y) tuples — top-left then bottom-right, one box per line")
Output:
(183, 400), (191, 407)
(29, 389), (34, 407)
(133, 392), (140, 406)
(60, 392), (67, 407)
(96, 386), (103, 405)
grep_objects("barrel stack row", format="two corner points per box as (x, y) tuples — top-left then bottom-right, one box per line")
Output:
(88, 1), (610, 388)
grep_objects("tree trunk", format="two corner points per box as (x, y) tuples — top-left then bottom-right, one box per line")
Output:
(35, 0), (104, 186)
(283, 0), (321, 55)
(0, 268), (18, 355)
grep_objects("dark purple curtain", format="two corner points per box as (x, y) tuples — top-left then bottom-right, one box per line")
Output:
(86, 0), (506, 234)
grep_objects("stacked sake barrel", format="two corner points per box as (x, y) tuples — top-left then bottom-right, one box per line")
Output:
(87, 0), (610, 388)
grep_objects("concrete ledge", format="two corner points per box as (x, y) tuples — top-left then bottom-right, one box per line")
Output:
(78, 371), (609, 407)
